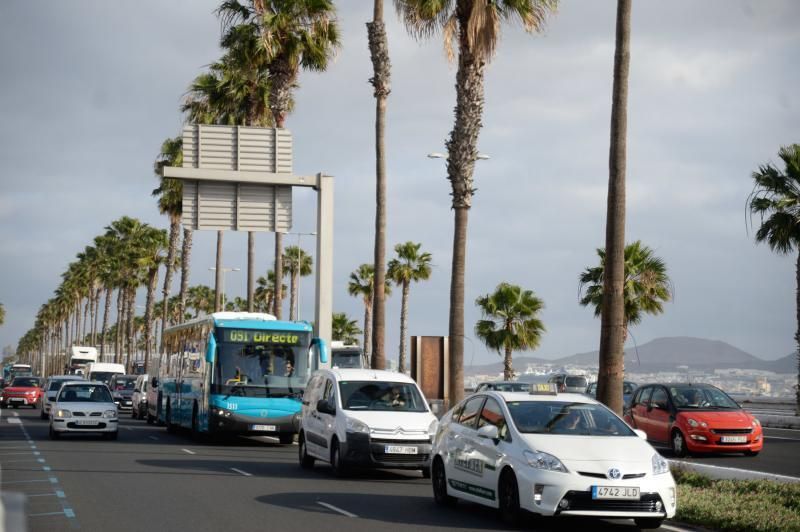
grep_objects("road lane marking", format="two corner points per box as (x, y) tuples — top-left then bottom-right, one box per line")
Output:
(1, 479), (50, 484)
(7, 418), (22, 424)
(13, 412), (19, 416)
(181, 448), (196, 455)
(317, 502), (358, 518)
(148, 436), (159, 440)
(661, 525), (694, 532)
(230, 467), (252, 477)
(765, 435), (800, 441)
(29, 511), (71, 517)
(27, 493), (57, 498)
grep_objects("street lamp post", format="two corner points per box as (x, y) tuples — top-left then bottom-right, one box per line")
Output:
(283, 231), (317, 320)
(209, 267), (241, 310)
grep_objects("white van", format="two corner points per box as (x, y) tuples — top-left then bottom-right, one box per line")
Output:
(86, 363), (126, 386)
(298, 368), (438, 477)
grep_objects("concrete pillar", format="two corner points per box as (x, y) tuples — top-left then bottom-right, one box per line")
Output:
(314, 173), (334, 362)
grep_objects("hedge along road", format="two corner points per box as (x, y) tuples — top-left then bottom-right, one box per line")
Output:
(4, 407), (686, 532)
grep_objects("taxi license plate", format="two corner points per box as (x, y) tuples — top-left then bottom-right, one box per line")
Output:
(75, 420), (99, 426)
(251, 425), (277, 432)
(592, 486), (640, 500)
(721, 435), (748, 443)
(385, 445), (418, 454)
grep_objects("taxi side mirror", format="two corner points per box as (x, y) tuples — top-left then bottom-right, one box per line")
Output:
(477, 424), (499, 442)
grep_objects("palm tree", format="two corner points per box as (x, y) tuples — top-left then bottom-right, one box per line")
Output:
(137, 226), (169, 373)
(187, 285), (215, 318)
(748, 144), (800, 414)
(596, 0), (633, 415)
(395, 0), (556, 404)
(348, 263), (391, 366)
(152, 136), (185, 342)
(579, 241), (672, 344)
(387, 242), (432, 373)
(332, 312), (362, 345)
(368, 0), (391, 370)
(217, 0), (341, 320)
(475, 283), (546, 380)
(255, 270), (286, 314)
(0, 302), (5, 326)
(282, 246), (313, 320)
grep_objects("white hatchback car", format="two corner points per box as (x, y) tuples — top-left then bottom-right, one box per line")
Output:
(431, 385), (676, 529)
(49, 381), (119, 440)
(298, 368), (438, 477)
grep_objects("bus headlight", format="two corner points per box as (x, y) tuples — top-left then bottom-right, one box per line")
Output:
(213, 408), (233, 417)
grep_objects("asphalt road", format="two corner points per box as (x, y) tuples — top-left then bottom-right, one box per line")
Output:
(4, 407), (796, 532)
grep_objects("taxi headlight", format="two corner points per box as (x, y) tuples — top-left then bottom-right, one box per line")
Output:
(652, 453), (670, 475)
(346, 417), (369, 434)
(56, 409), (72, 418)
(523, 450), (567, 473)
(103, 410), (117, 418)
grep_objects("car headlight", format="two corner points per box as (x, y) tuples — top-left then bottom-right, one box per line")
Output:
(428, 419), (439, 438)
(26, 391), (37, 395)
(523, 450), (568, 473)
(751, 418), (761, 427)
(212, 408), (233, 417)
(56, 409), (72, 418)
(686, 418), (707, 428)
(103, 410), (117, 418)
(652, 453), (670, 475)
(346, 417), (369, 434)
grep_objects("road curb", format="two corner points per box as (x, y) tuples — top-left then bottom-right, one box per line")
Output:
(669, 459), (800, 484)
(756, 414), (800, 429)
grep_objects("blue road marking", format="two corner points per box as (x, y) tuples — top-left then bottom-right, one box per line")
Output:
(49, 476), (58, 484)
(56, 490), (65, 498)
(64, 508), (76, 518)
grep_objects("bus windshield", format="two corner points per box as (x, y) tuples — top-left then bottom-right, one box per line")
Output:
(212, 328), (311, 398)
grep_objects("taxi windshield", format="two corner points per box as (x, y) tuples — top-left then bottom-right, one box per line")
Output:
(339, 381), (428, 412)
(506, 401), (635, 436)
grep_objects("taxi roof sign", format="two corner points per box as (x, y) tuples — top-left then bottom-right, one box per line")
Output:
(529, 383), (559, 395)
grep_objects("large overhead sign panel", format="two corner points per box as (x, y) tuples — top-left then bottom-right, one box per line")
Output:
(178, 124), (293, 232)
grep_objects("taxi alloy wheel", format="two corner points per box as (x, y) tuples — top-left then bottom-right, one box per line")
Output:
(330, 440), (348, 478)
(299, 434), (315, 469)
(432, 459), (455, 506)
(672, 430), (688, 458)
(499, 470), (522, 527)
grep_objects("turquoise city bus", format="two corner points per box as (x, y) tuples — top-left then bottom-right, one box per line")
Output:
(157, 312), (328, 443)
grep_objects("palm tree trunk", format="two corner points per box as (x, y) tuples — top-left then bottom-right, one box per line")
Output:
(82, 298), (89, 341)
(179, 227), (192, 324)
(160, 215), (180, 351)
(368, 0), (390, 371)
(399, 280), (409, 373)
(126, 286), (136, 371)
(115, 288), (124, 364)
(290, 270), (299, 320)
(795, 250), (800, 415)
(597, 0), (632, 416)
(92, 287), (100, 345)
(247, 231), (255, 313)
(449, 207), (468, 405)
(215, 230), (224, 312)
(363, 296), (373, 365)
(504, 344), (513, 381)
(144, 266), (159, 374)
(274, 232), (284, 319)
(100, 287), (112, 357)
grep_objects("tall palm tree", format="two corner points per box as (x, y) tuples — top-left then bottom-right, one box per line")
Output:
(187, 285), (215, 318)
(387, 242), (432, 373)
(748, 144), (800, 413)
(152, 136), (185, 342)
(348, 263), (391, 365)
(332, 312), (362, 345)
(255, 270), (286, 314)
(579, 241), (672, 345)
(282, 246), (313, 320)
(475, 283), (546, 380)
(396, 0), (556, 404)
(217, 0), (341, 320)
(136, 226), (169, 373)
(368, 0), (391, 370)
(596, 0), (633, 415)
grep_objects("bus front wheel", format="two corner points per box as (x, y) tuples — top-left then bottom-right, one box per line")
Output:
(165, 402), (176, 434)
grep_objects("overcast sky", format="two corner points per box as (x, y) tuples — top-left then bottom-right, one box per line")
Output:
(1, 1), (798, 367)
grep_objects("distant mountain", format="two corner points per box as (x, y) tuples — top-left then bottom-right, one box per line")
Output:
(466, 337), (796, 376)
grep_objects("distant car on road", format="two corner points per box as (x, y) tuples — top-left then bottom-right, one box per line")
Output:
(109, 374), (137, 413)
(131, 373), (149, 420)
(547, 373), (588, 393)
(430, 385), (676, 529)
(625, 383), (763, 457)
(41, 375), (82, 419)
(0, 376), (43, 409)
(474, 381), (530, 393)
(49, 381), (119, 440)
(586, 381), (639, 406)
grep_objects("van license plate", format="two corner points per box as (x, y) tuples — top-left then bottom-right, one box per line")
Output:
(721, 435), (747, 443)
(592, 486), (640, 500)
(75, 420), (99, 426)
(385, 446), (418, 454)
(251, 425), (276, 432)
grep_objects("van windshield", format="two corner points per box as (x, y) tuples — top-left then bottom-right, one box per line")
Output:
(89, 372), (118, 385)
(338, 381), (428, 412)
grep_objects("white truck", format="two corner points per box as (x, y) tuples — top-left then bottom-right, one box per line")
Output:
(69, 346), (98, 375)
(330, 341), (365, 369)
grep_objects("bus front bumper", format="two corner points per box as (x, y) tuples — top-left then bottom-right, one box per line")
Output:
(210, 411), (299, 436)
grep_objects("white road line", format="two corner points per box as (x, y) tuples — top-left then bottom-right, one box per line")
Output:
(181, 448), (196, 455)
(7, 418), (22, 424)
(13, 412), (19, 416)
(661, 524), (693, 532)
(124, 427), (133, 431)
(148, 436), (159, 441)
(230, 467), (252, 477)
(317, 502), (358, 518)
(765, 435), (800, 441)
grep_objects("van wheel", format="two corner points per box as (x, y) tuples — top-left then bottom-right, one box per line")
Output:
(330, 439), (348, 477)
(165, 402), (176, 434)
(146, 412), (155, 425)
(634, 518), (664, 529)
(671, 430), (688, 458)
(432, 458), (455, 506)
(499, 469), (522, 527)
(298, 433), (315, 469)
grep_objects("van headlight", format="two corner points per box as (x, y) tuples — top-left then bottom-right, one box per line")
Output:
(103, 410), (117, 418)
(652, 453), (670, 475)
(524, 451), (568, 473)
(428, 419), (439, 438)
(346, 418), (369, 434)
(56, 409), (72, 418)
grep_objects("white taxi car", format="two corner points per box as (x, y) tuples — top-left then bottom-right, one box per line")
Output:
(49, 381), (119, 440)
(298, 368), (438, 476)
(431, 384), (676, 529)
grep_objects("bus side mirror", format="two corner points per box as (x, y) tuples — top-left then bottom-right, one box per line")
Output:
(206, 334), (217, 363)
(311, 338), (329, 364)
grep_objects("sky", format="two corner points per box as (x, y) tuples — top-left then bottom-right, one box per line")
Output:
(1, 1), (798, 368)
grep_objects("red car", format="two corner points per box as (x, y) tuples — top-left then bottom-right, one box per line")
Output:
(0, 376), (44, 409)
(625, 383), (763, 457)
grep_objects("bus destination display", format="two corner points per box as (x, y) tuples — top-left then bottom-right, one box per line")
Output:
(221, 329), (305, 346)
